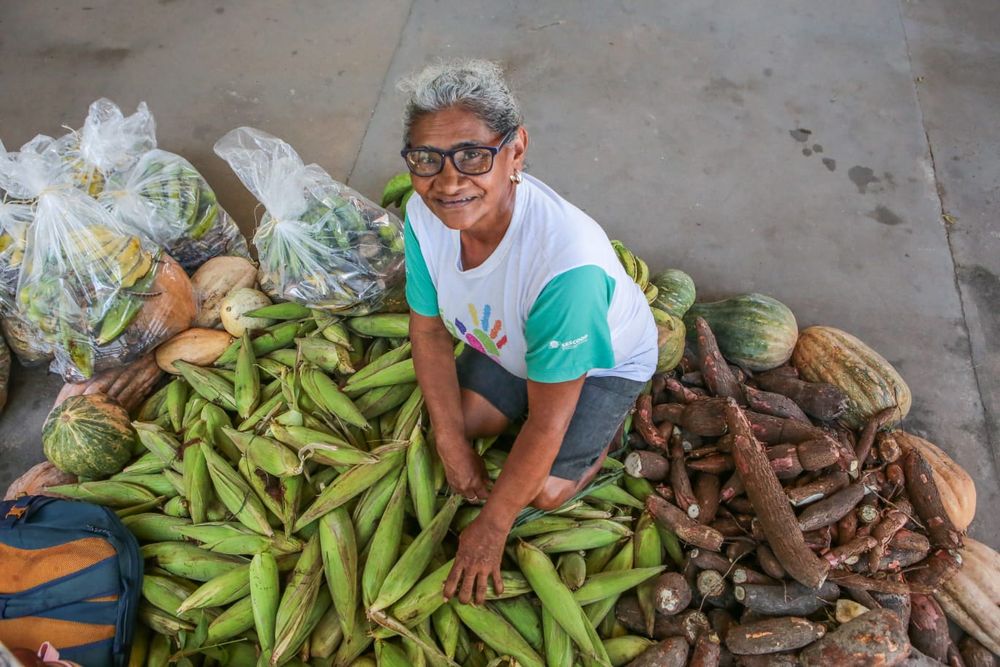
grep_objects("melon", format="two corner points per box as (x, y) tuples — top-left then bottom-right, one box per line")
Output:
(191, 256), (258, 328)
(220, 288), (274, 336)
(42, 393), (136, 478)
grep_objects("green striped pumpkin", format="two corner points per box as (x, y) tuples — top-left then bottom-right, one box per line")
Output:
(683, 293), (798, 371)
(792, 326), (911, 430)
(651, 307), (686, 373)
(651, 269), (696, 319)
(43, 393), (136, 478)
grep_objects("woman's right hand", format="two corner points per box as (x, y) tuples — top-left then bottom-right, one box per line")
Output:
(438, 435), (491, 502)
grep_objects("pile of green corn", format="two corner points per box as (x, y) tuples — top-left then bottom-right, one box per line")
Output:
(50, 308), (677, 667)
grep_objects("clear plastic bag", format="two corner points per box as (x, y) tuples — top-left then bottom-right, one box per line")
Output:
(214, 127), (404, 314)
(52, 98), (157, 197)
(101, 149), (250, 272)
(0, 194), (53, 365)
(1, 136), (195, 381)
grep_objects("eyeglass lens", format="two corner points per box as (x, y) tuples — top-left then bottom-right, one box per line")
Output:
(407, 147), (494, 176)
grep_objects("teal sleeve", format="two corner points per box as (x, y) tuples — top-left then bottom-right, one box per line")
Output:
(525, 265), (616, 383)
(404, 216), (439, 317)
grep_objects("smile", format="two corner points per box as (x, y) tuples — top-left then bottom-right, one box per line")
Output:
(437, 196), (477, 208)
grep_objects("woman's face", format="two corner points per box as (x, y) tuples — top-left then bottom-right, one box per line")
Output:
(406, 106), (527, 233)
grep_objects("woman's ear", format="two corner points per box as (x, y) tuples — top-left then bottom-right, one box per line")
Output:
(512, 126), (529, 170)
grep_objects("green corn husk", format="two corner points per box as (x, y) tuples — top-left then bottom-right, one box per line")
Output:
(205, 595), (255, 644)
(370, 494), (462, 611)
(47, 480), (156, 508)
(201, 442), (274, 537)
(294, 444), (405, 532)
(319, 507), (359, 639)
(361, 471), (407, 609)
(176, 564), (251, 613)
(121, 513), (190, 543)
(529, 520), (632, 553)
(449, 601), (544, 667)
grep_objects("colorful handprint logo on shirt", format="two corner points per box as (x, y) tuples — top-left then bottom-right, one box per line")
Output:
(447, 303), (508, 358)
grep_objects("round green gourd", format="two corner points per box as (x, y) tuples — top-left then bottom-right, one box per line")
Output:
(651, 269), (696, 319)
(42, 393), (136, 478)
(651, 307), (686, 373)
(683, 293), (798, 371)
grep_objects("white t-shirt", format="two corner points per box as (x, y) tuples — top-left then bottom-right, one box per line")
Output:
(404, 173), (657, 383)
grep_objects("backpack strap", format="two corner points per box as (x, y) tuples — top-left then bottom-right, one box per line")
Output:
(1, 496), (56, 527)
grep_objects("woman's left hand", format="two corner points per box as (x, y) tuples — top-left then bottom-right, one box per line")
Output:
(443, 515), (507, 605)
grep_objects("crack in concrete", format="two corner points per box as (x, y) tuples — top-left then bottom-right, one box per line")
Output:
(895, 0), (1000, 481)
(346, 0), (416, 186)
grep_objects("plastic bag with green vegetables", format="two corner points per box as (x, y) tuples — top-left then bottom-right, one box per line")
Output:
(51, 98), (156, 198)
(101, 149), (249, 272)
(214, 127), (404, 314)
(0, 191), (52, 366)
(0, 136), (195, 381)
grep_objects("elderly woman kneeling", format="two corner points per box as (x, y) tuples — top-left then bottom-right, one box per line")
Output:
(399, 59), (657, 604)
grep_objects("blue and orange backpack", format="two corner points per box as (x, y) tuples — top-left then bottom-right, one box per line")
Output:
(0, 495), (142, 667)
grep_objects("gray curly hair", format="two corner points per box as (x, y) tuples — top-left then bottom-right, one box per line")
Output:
(397, 59), (523, 146)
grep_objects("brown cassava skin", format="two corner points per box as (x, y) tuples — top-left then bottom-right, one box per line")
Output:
(836, 508), (860, 545)
(785, 471), (854, 508)
(880, 544), (932, 571)
(647, 494), (724, 551)
(653, 400), (730, 437)
(755, 545), (787, 581)
(724, 616), (826, 655)
(743, 385), (810, 423)
(636, 393), (669, 449)
(617, 596), (708, 644)
(895, 431), (975, 531)
(719, 471), (745, 503)
(877, 430), (905, 464)
(731, 567), (778, 587)
(626, 637), (689, 667)
(958, 636), (996, 667)
(734, 652), (801, 667)
(797, 483), (868, 532)
(688, 548), (733, 574)
(825, 535), (878, 568)
(689, 631), (722, 667)
(652, 572), (693, 616)
(856, 406), (900, 467)
(909, 594), (951, 663)
(745, 410), (828, 444)
(734, 581), (840, 616)
(695, 317), (744, 403)
(903, 450), (963, 551)
(754, 368), (848, 421)
(796, 438), (843, 470)
(724, 496), (755, 516)
(666, 376), (704, 403)
(626, 449), (671, 481)
(694, 473), (721, 525)
(799, 609), (911, 667)
(724, 401), (830, 589)
(670, 430), (700, 518)
(687, 454), (735, 475)
(766, 444), (804, 479)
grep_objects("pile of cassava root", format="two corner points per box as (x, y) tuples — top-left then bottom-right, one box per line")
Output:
(609, 315), (992, 666)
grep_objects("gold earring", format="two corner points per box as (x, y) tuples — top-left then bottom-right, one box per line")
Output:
(510, 171), (523, 184)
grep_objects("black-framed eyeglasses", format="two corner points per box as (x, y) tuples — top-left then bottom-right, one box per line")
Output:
(401, 128), (517, 177)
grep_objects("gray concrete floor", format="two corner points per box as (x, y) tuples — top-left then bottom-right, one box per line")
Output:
(1, 0), (997, 545)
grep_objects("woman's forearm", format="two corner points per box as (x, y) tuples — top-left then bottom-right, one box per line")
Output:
(477, 416), (565, 530)
(409, 317), (465, 444)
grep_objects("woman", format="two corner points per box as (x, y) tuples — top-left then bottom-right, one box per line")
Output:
(400, 60), (657, 605)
